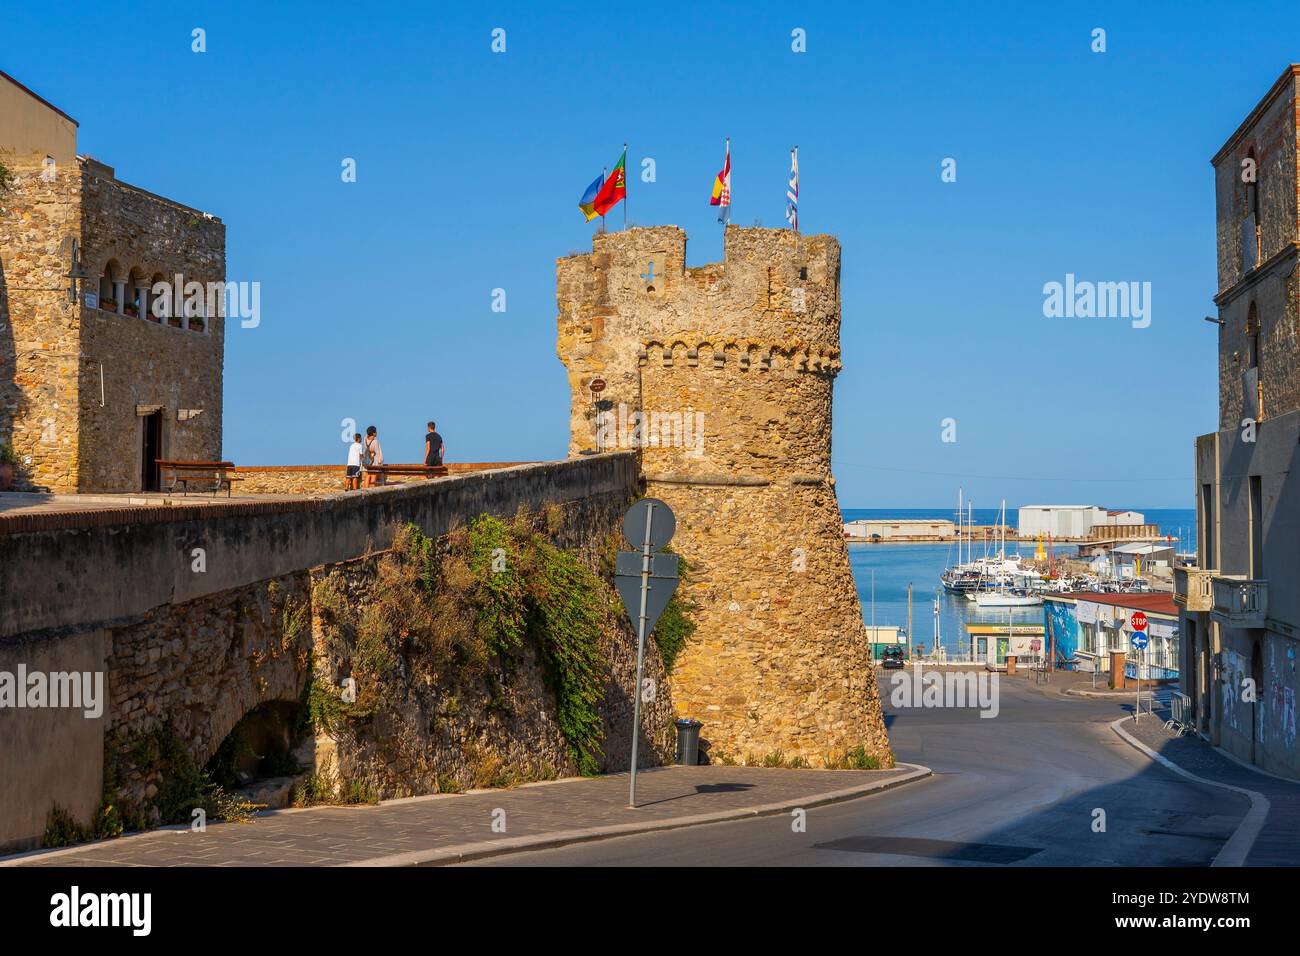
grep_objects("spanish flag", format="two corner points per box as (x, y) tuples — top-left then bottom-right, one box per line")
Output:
(710, 138), (731, 223)
(591, 148), (626, 217)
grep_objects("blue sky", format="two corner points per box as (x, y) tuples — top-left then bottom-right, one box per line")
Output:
(4, 1), (1294, 507)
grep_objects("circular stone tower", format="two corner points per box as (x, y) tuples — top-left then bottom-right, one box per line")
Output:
(557, 225), (889, 766)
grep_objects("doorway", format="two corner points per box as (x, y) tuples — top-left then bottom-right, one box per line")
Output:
(141, 410), (162, 491)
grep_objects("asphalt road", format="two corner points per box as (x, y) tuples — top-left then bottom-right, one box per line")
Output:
(463, 675), (1250, 866)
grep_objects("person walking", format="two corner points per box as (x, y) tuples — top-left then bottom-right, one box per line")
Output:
(424, 421), (444, 469)
(363, 425), (384, 487)
(345, 432), (363, 490)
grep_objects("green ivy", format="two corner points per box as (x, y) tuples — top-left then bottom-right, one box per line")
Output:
(457, 516), (607, 775)
(525, 539), (607, 775)
(653, 550), (696, 674)
(466, 515), (527, 653)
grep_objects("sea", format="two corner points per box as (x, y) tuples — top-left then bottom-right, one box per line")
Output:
(842, 507), (1197, 657)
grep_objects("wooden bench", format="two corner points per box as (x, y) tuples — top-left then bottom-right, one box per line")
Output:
(365, 463), (448, 484)
(157, 459), (242, 497)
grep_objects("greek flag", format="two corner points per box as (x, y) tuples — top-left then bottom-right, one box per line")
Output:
(786, 147), (799, 232)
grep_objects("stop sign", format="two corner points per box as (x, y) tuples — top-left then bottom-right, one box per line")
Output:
(1130, 611), (1148, 631)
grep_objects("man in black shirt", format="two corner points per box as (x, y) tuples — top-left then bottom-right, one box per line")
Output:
(424, 421), (444, 467)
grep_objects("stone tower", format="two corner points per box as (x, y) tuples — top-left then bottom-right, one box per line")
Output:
(0, 69), (224, 494)
(557, 225), (889, 765)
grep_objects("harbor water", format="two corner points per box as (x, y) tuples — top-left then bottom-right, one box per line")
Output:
(843, 507), (1197, 657)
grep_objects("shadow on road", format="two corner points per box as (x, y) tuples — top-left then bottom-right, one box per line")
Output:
(635, 782), (756, 808)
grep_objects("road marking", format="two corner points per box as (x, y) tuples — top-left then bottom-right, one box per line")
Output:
(1109, 717), (1268, 867)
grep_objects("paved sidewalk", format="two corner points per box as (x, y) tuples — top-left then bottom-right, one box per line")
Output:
(1114, 713), (1300, 866)
(1, 764), (929, 868)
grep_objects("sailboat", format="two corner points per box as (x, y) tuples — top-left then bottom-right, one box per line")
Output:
(967, 499), (1043, 608)
(940, 489), (983, 592)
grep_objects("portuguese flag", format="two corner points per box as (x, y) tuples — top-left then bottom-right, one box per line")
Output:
(590, 148), (626, 217)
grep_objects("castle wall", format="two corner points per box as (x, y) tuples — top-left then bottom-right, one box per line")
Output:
(0, 454), (668, 852)
(76, 165), (225, 491)
(557, 226), (889, 765)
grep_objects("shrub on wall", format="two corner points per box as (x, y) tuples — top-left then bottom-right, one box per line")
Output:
(312, 515), (673, 781)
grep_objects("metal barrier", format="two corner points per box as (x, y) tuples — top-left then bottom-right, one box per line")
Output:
(1165, 691), (1192, 736)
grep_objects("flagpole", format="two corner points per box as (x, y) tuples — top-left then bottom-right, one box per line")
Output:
(785, 145), (795, 238)
(723, 136), (729, 237)
(623, 142), (628, 231)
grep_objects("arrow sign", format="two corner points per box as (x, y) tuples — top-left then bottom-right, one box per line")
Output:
(1130, 631), (1148, 651)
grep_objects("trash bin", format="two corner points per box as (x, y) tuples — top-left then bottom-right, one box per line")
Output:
(674, 718), (703, 766)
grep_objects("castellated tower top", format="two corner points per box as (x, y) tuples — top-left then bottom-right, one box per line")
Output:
(557, 225), (844, 470)
(557, 224), (842, 360)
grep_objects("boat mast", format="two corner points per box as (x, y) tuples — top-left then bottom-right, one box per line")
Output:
(957, 487), (963, 565)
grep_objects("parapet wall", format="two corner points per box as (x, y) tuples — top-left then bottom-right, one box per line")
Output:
(1, 456), (635, 639)
(228, 462), (533, 496)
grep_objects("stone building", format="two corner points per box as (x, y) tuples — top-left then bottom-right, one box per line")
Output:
(0, 69), (224, 493)
(1175, 65), (1300, 778)
(557, 225), (890, 765)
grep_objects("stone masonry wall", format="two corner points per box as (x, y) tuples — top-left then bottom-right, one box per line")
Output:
(557, 225), (889, 765)
(1213, 69), (1300, 430)
(0, 151), (83, 492)
(77, 165), (224, 491)
(0, 455), (665, 850)
(0, 150), (223, 493)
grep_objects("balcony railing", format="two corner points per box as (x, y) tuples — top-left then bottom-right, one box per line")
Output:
(1211, 575), (1269, 628)
(1173, 566), (1215, 612)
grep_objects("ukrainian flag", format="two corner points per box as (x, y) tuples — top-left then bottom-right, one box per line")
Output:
(578, 173), (604, 222)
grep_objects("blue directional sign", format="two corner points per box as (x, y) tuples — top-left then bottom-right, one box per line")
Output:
(1130, 631), (1149, 651)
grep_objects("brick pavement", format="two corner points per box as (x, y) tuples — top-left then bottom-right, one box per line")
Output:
(2, 764), (928, 868)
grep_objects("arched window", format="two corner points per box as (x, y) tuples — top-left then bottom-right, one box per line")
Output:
(1245, 148), (1261, 269)
(1245, 301), (1264, 421)
(124, 268), (145, 318)
(98, 260), (120, 312)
